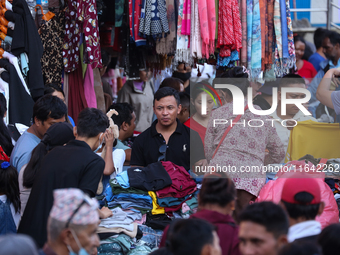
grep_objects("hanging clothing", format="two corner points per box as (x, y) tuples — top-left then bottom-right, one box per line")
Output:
(83, 65), (97, 108)
(217, 0), (242, 58)
(0, 59), (34, 126)
(115, 0), (125, 27)
(190, 0), (202, 58)
(63, 0), (102, 72)
(93, 68), (106, 113)
(129, 0), (146, 46)
(197, 0), (216, 59)
(139, 0), (170, 39)
(174, 0), (191, 64)
(240, 0), (247, 65)
(67, 67), (88, 125)
(10, 0), (44, 101)
(181, 0), (190, 35)
(250, 0), (261, 79)
(40, 9), (65, 85)
(156, 0), (177, 54)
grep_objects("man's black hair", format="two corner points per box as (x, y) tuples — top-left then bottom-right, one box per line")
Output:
(44, 83), (65, 97)
(278, 241), (321, 255)
(154, 87), (180, 106)
(32, 95), (67, 124)
(318, 223), (340, 255)
(179, 92), (190, 109)
(239, 201), (289, 238)
(314, 28), (328, 49)
(167, 218), (216, 255)
(77, 108), (109, 138)
(281, 192), (321, 220)
(279, 73), (306, 89)
(108, 103), (134, 129)
(325, 30), (340, 47)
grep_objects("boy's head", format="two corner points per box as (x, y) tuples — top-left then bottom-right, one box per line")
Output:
(32, 95), (68, 139)
(177, 92), (190, 123)
(239, 202), (289, 255)
(280, 177), (324, 224)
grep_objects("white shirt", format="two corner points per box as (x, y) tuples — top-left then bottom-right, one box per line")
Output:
(270, 110), (317, 163)
(0, 194), (21, 228)
(288, 220), (321, 243)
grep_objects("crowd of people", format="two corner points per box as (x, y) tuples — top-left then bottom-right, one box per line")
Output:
(1, 28), (340, 255)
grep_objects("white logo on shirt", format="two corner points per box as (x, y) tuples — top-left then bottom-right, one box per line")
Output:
(183, 144), (187, 152)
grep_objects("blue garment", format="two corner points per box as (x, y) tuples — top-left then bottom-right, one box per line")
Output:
(10, 131), (40, 172)
(116, 171), (130, 188)
(308, 52), (326, 72)
(68, 116), (75, 127)
(107, 193), (153, 210)
(20, 53), (29, 76)
(308, 59), (340, 117)
(0, 198), (16, 235)
(138, 225), (163, 249)
(115, 139), (130, 151)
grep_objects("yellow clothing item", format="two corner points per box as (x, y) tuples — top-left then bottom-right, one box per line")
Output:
(148, 191), (165, 215)
(285, 120), (340, 162)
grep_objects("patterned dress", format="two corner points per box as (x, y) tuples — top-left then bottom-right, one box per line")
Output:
(204, 101), (285, 196)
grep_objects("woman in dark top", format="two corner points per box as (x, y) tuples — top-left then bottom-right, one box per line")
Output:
(0, 93), (13, 159)
(160, 172), (241, 255)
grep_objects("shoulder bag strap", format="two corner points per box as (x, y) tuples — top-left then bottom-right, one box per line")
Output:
(212, 105), (248, 159)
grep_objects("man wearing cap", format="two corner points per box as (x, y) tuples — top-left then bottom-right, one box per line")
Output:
(280, 177), (325, 243)
(40, 188), (100, 255)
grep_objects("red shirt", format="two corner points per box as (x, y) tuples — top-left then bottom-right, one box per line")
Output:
(297, 60), (317, 84)
(184, 117), (207, 146)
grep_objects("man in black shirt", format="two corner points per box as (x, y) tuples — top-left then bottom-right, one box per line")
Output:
(130, 87), (206, 171)
(18, 108), (112, 248)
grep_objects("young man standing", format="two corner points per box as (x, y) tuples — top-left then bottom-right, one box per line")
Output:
(18, 108), (111, 248)
(238, 202), (289, 255)
(10, 95), (67, 172)
(130, 87), (206, 171)
(280, 177), (324, 243)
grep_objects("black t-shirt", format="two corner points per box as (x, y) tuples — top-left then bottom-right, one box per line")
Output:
(253, 94), (271, 110)
(18, 140), (104, 248)
(130, 119), (205, 170)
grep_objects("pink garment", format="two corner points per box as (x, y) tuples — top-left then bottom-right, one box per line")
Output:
(197, 0), (216, 58)
(134, 214), (147, 224)
(133, 81), (144, 91)
(83, 65), (97, 108)
(181, 0), (191, 35)
(204, 102), (285, 196)
(181, 202), (190, 213)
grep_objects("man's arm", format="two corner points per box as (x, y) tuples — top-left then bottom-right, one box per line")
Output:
(316, 69), (340, 110)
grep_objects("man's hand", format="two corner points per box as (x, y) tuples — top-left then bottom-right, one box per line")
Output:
(104, 128), (115, 148)
(99, 207), (113, 219)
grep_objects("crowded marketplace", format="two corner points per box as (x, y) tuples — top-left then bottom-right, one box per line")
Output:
(1, 0), (340, 254)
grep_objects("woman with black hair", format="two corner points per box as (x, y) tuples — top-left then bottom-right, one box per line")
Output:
(294, 35), (317, 85)
(205, 67), (285, 222)
(184, 82), (216, 146)
(18, 122), (75, 215)
(0, 93), (13, 160)
(0, 160), (21, 234)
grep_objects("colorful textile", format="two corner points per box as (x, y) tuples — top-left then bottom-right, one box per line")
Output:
(156, 0), (177, 54)
(286, 0), (296, 69)
(115, 0), (125, 27)
(174, 0), (191, 64)
(241, 0), (247, 65)
(246, 0), (253, 68)
(148, 191), (165, 215)
(259, 0), (266, 70)
(181, 0), (191, 35)
(273, 0), (282, 74)
(217, 0), (242, 58)
(129, 0), (147, 46)
(251, 0), (261, 78)
(63, 0), (102, 72)
(83, 65), (97, 108)
(217, 51), (239, 68)
(266, 0), (274, 69)
(280, 0), (288, 61)
(190, 0), (202, 58)
(197, 0), (216, 58)
(139, 0), (170, 39)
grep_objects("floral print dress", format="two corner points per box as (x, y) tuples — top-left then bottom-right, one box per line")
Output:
(204, 101), (285, 196)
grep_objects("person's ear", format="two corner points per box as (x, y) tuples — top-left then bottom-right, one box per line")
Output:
(230, 200), (236, 211)
(177, 104), (182, 115)
(121, 121), (128, 131)
(318, 201), (325, 216)
(34, 117), (41, 127)
(200, 244), (212, 255)
(277, 234), (288, 248)
(60, 228), (74, 246)
(73, 126), (78, 137)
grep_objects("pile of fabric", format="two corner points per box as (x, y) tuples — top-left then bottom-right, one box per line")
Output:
(96, 161), (200, 253)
